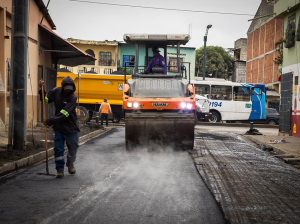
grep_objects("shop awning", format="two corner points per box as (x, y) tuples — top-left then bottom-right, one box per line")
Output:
(266, 90), (280, 97)
(38, 25), (95, 66)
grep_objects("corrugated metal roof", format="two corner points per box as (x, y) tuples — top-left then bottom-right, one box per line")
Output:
(34, 0), (56, 29)
(39, 25), (96, 66)
(67, 38), (119, 46)
(266, 90), (280, 97)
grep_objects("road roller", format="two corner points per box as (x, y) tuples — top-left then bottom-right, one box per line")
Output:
(122, 34), (196, 150)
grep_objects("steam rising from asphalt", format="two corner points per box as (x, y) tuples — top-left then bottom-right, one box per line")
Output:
(81, 132), (188, 187)
(41, 130), (190, 224)
(121, 144), (182, 184)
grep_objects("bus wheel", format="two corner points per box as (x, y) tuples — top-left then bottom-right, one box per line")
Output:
(209, 111), (221, 123)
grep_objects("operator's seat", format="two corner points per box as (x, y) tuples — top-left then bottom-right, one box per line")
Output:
(151, 66), (165, 74)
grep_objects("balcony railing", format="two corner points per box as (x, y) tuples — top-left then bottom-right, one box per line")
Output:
(98, 59), (115, 66)
(77, 65), (116, 74)
(58, 64), (117, 75)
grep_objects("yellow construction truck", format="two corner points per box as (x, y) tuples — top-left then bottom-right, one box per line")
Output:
(57, 71), (131, 122)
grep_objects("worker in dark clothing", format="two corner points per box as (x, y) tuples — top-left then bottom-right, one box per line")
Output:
(39, 77), (79, 178)
(146, 47), (167, 74)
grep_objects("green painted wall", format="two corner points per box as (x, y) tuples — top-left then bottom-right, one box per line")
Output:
(283, 8), (300, 68)
(167, 46), (196, 79)
(275, 1), (300, 68)
(119, 43), (146, 68)
(274, 0), (298, 16)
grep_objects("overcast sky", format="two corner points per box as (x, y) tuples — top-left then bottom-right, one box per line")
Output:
(45, 0), (261, 49)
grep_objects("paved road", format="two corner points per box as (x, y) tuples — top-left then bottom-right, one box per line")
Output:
(0, 128), (225, 224)
(192, 127), (300, 224)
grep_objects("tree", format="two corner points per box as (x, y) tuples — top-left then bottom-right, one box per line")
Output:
(195, 46), (234, 79)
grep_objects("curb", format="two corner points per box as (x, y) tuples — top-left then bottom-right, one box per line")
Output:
(242, 135), (286, 155)
(242, 135), (300, 167)
(0, 128), (113, 177)
(198, 122), (278, 129)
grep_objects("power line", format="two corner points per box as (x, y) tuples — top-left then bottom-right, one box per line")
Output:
(68, 0), (255, 16)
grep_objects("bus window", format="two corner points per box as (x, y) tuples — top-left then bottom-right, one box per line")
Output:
(233, 86), (251, 101)
(211, 85), (232, 100)
(195, 84), (210, 95)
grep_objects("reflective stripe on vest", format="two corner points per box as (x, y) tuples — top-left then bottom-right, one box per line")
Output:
(101, 102), (110, 114)
(45, 96), (49, 104)
(60, 109), (69, 117)
(55, 156), (64, 161)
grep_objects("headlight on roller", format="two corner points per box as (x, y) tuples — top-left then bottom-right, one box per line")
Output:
(127, 102), (133, 108)
(133, 102), (139, 109)
(180, 102), (187, 109)
(180, 102), (193, 110)
(186, 103), (193, 110)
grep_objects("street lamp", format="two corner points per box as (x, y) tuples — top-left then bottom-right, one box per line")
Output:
(202, 24), (212, 80)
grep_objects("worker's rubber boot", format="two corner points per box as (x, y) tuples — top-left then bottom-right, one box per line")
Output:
(67, 164), (76, 175)
(56, 171), (64, 178)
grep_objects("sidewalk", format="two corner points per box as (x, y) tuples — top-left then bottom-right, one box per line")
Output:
(244, 134), (300, 168)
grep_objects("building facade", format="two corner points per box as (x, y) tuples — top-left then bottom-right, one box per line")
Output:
(0, 0), (56, 131)
(233, 38), (247, 83)
(119, 43), (196, 79)
(0, 0), (11, 131)
(246, 0), (283, 109)
(274, 0), (300, 137)
(0, 0), (93, 149)
(64, 38), (119, 74)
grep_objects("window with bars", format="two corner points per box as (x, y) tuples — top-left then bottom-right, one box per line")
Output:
(99, 51), (113, 66)
(296, 16), (300, 41)
(285, 14), (296, 48)
(168, 57), (183, 72)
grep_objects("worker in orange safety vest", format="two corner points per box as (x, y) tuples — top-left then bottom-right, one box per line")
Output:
(99, 98), (112, 126)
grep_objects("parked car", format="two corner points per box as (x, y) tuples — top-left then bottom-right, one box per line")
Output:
(265, 108), (280, 125)
(195, 94), (211, 121)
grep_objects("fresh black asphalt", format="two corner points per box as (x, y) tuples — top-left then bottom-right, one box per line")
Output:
(0, 128), (225, 224)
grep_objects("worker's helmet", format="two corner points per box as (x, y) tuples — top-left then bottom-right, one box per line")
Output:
(152, 47), (160, 53)
(61, 76), (76, 92)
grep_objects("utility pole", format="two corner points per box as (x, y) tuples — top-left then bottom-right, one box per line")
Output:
(202, 24), (212, 80)
(10, 0), (28, 150)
